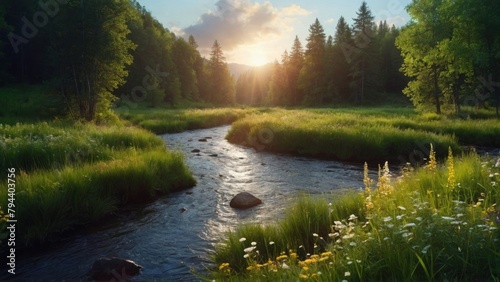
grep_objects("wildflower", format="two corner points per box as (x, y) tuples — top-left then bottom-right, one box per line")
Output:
(313, 233), (319, 237)
(383, 216), (392, 222)
(396, 214), (405, 220)
(343, 234), (354, 239)
(350, 242), (357, 247)
(348, 214), (358, 221)
(345, 271), (351, 276)
(219, 263), (230, 271)
(281, 262), (290, 270)
(441, 216), (454, 221)
(321, 251), (333, 257)
(299, 274), (309, 279)
(404, 223), (416, 228)
(269, 241), (275, 245)
(398, 206), (407, 211)
(422, 245), (431, 254)
(251, 241), (257, 246)
(239, 237), (246, 242)
(276, 255), (288, 261)
(426, 144), (437, 172)
(243, 254), (250, 259)
(446, 147), (456, 190)
(244, 246), (255, 253)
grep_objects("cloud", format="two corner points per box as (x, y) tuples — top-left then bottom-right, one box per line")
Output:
(326, 18), (335, 24)
(182, 0), (311, 56)
(282, 4), (312, 16)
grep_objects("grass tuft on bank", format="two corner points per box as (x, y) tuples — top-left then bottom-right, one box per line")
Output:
(210, 149), (500, 281)
(0, 122), (195, 246)
(117, 107), (259, 134)
(226, 109), (466, 163)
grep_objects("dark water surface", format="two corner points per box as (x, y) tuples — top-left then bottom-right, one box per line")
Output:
(7, 126), (367, 281)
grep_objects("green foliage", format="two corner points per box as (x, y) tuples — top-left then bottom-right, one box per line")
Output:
(0, 121), (195, 246)
(227, 108), (466, 163)
(397, 0), (500, 115)
(48, 0), (136, 121)
(210, 152), (500, 281)
(208, 40), (235, 104)
(0, 86), (64, 124)
(118, 107), (257, 134)
(298, 19), (327, 105)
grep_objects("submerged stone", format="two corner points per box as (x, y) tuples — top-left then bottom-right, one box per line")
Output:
(230, 192), (262, 209)
(89, 257), (142, 281)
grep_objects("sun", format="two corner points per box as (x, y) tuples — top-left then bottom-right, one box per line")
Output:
(248, 52), (267, 67)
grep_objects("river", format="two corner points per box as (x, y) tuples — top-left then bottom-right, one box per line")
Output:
(7, 126), (368, 281)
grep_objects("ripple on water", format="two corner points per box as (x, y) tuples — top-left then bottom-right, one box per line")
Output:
(9, 126), (366, 281)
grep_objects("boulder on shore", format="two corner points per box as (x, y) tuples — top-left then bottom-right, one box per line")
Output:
(230, 192), (262, 209)
(89, 257), (142, 281)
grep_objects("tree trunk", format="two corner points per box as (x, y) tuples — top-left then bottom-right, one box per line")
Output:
(433, 66), (441, 114)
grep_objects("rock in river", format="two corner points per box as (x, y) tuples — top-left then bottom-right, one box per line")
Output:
(89, 257), (142, 281)
(230, 192), (262, 209)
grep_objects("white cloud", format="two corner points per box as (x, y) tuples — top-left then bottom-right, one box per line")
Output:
(182, 0), (311, 57)
(281, 4), (312, 16)
(326, 18), (335, 24)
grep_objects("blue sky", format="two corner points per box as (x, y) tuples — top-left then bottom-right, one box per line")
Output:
(138, 0), (412, 66)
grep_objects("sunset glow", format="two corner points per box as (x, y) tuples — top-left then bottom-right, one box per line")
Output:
(140, 0), (412, 65)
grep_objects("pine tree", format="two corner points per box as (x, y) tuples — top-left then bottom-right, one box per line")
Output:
(208, 40), (234, 104)
(350, 1), (377, 104)
(298, 19), (327, 105)
(333, 17), (354, 102)
(288, 36), (304, 105)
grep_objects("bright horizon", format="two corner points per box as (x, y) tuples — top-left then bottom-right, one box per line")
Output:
(138, 0), (412, 66)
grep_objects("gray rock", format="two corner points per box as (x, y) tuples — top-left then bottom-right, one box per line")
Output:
(89, 257), (142, 281)
(199, 139), (208, 142)
(191, 149), (201, 153)
(209, 154), (218, 157)
(230, 192), (262, 209)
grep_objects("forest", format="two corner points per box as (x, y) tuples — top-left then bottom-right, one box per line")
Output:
(1, 0), (499, 120)
(0, 0), (499, 281)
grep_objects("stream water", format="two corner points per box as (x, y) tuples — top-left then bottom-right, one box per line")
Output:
(7, 126), (369, 281)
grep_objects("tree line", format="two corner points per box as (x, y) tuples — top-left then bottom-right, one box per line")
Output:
(396, 0), (500, 115)
(237, 2), (407, 107)
(1, 0), (499, 120)
(0, 0), (234, 121)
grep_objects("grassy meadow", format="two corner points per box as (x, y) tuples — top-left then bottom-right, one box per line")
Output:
(227, 108), (500, 163)
(117, 106), (260, 134)
(210, 149), (500, 281)
(0, 87), (196, 246)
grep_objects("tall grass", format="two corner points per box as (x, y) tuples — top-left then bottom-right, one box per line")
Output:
(0, 122), (164, 172)
(0, 122), (195, 246)
(210, 150), (500, 281)
(117, 107), (259, 134)
(227, 109), (463, 163)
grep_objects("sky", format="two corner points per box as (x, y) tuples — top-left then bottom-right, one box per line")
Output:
(138, 0), (412, 66)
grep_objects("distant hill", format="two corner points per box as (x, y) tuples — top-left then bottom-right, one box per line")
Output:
(227, 63), (253, 79)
